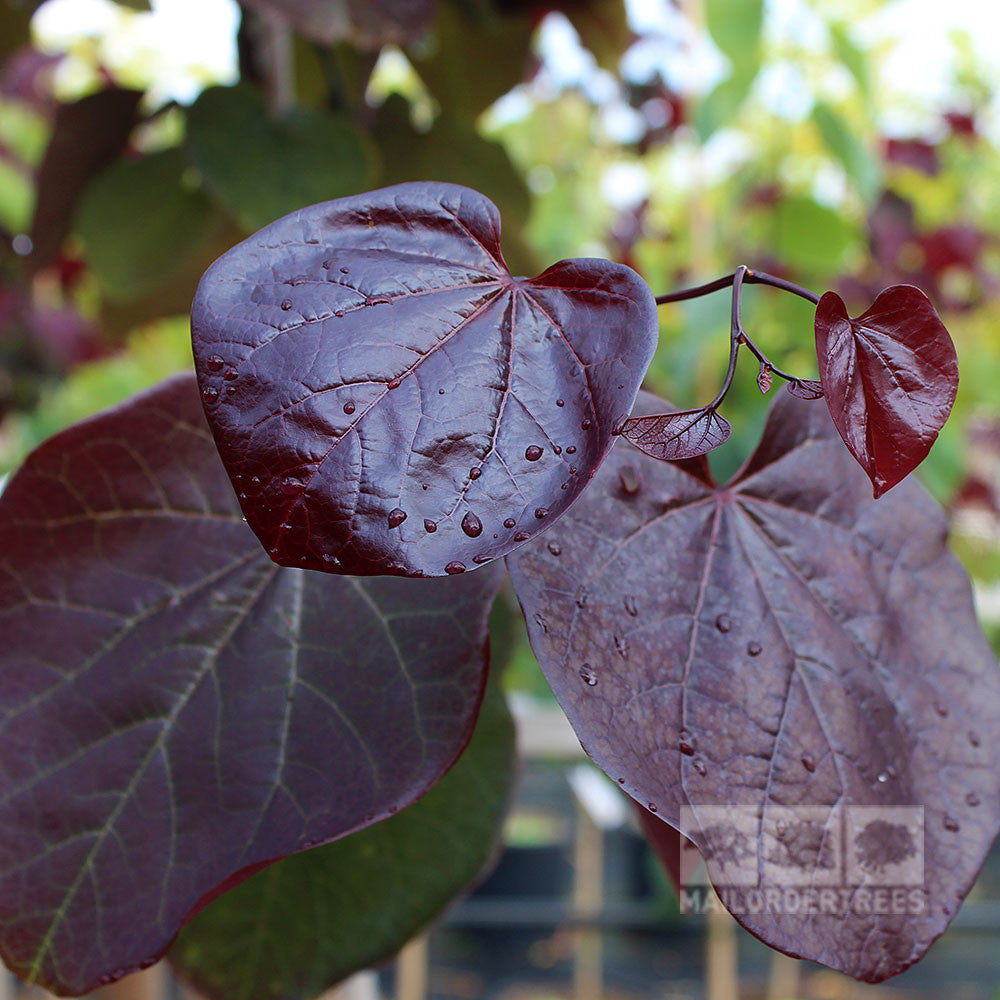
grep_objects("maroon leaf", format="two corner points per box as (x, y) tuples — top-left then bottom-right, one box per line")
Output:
(507, 390), (1000, 983)
(619, 405), (731, 461)
(757, 363), (772, 394)
(814, 285), (958, 498)
(786, 378), (824, 400)
(27, 87), (143, 272)
(0, 374), (502, 995)
(191, 182), (658, 578)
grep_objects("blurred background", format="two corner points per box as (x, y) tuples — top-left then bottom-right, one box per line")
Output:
(2, 0), (1000, 996)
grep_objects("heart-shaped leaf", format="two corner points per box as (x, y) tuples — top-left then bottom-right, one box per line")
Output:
(814, 285), (958, 497)
(619, 405), (731, 461)
(170, 675), (515, 1000)
(507, 390), (1000, 983)
(185, 85), (373, 234)
(0, 374), (502, 995)
(191, 181), (658, 578)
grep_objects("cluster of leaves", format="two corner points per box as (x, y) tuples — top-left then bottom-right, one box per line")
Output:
(1, 0), (999, 997)
(0, 176), (996, 1000)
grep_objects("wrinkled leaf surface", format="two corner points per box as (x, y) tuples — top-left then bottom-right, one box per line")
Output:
(0, 374), (502, 994)
(191, 181), (658, 578)
(815, 285), (958, 497)
(508, 391), (1000, 982)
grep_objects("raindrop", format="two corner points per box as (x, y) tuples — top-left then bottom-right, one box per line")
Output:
(581, 418), (592, 430)
(566, 445), (577, 455)
(969, 730), (981, 747)
(461, 511), (483, 537)
(513, 531), (530, 542)
(579, 664), (598, 686)
(504, 517), (517, 529)
(618, 777), (625, 784)
(206, 354), (225, 372)
(473, 553), (491, 564)
(203, 386), (219, 402)
(470, 467), (482, 480)
(226, 386), (237, 395)
(569, 466), (577, 475)
(624, 594), (638, 617)
(747, 641), (762, 656)
(877, 771), (888, 784)
(387, 377), (401, 390)
(534, 613), (549, 633)
(387, 508), (407, 528)
(424, 519), (437, 533)
(438, 388), (445, 395)
(966, 792), (981, 807)
(801, 754), (816, 773)
(223, 367), (238, 381)
(340, 266), (350, 274)
(547, 540), (562, 556)
(281, 477), (304, 496)
(576, 590), (588, 609)
(321, 553), (341, 567)
(556, 398), (564, 407)
(535, 507), (549, 519)
(280, 299), (292, 310)
(943, 816), (960, 832)
(553, 445), (562, 455)
(525, 445), (543, 462)
(693, 759), (707, 776)
(618, 465), (640, 495)
(648, 803), (657, 813)
(679, 738), (695, 756)
(934, 701), (949, 718)
(335, 310), (345, 318)
(715, 614), (732, 633)
(613, 634), (628, 658)
(445, 561), (466, 575)
(343, 401), (356, 415)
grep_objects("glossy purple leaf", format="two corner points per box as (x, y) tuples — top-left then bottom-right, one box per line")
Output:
(786, 377), (824, 400)
(0, 374), (502, 995)
(191, 181), (658, 578)
(814, 285), (958, 498)
(507, 390), (1000, 983)
(619, 405), (731, 461)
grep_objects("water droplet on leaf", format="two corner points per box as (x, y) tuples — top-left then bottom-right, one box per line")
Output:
(387, 508), (407, 528)
(470, 467), (481, 480)
(969, 730), (981, 747)
(461, 511), (483, 537)
(445, 561), (466, 575)
(566, 445), (576, 455)
(387, 377), (401, 390)
(281, 477), (304, 496)
(424, 519), (437, 533)
(801, 754), (816, 773)
(206, 354), (224, 371)
(943, 816), (960, 832)
(513, 531), (529, 542)
(535, 507), (549, 519)
(715, 614), (732, 633)
(747, 641), (762, 656)
(624, 594), (638, 617)
(223, 367), (238, 381)
(504, 518), (517, 529)
(203, 386), (219, 402)
(547, 540), (562, 556)
(581, 418), (592, 430)
(579, 664), (598, 686)
(525, 445), (543, 462)
(343, 401), (355, 414)
(280, 299), (292, 310)
(556, 398), (564, 407)
(966, 792), (981, 807)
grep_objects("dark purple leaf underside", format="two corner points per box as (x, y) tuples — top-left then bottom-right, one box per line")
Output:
(191, 181), (658, 578)
(620, 405), (731, 461)
(0, 374), (502, 995)
(815, 285), (958, 498)
(786, 378), (824, 400)
(507, 391), (1000, 983)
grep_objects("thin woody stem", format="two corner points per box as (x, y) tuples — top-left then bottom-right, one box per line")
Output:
(655, 268), (821, 306)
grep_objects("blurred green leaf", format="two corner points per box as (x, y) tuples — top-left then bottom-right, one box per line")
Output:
(564, 0), (631, 73)
(0, 157), (32, 232)
(185, 84), (373, 233)
(773, 195), (858, 273)
(828, 21), (870, 100)
(413, 0), (533, 122)
(75, 147), (217, 302)
(0, 99), (48, 166)
(695, 69), (756, 141)
(705, 0), (763, 78)
(812, 101), (881, 202)
(170, 677), (516, 1000)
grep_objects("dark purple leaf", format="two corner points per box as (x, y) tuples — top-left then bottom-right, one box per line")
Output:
(0, 374), (502, 995)
(27, 87), (143, 273)
(757, 363), (772, 394)
(785, 378), (824, 400)
(191, 181), (658, 578)
(814, 285), (958, 498)
(619, 405), (731, 461)
(507, 390), (1000, 983)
